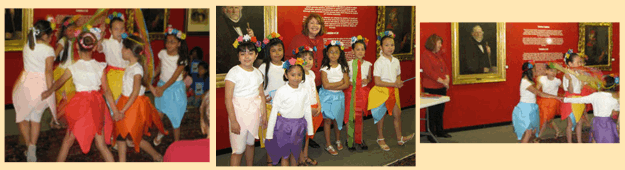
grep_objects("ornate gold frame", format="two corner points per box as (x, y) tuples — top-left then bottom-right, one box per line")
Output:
(578, 22), (613, 71)
(5, 9), (33, 51)
(216, 6), (276, 88)
(451, 22), (506, 85)
(127, 9), (169, 40)
(376, 6), (415, 61)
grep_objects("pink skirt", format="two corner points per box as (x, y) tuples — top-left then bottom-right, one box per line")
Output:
(12, 71), (56, 123)
(231, 95), (262, 139)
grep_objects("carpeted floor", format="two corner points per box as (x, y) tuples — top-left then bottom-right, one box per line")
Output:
(5, 107), (207, 162)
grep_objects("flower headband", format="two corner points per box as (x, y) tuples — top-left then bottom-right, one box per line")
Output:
(282, 58), (305, 70)
(233, 34), (261, 52)
(63, 15), (80, 27)
(74, 25), (102, 49)
(293, 45), (317, 55)
(46, 15), (56, 31)
(121, 32), (145, 46)
(563, 49), (574, 62)
(377, 30), (395, 42)
(351, 35), (369, 47)
(263, 32), (283, 45)
(165, 25), (187, 40)
(523, 60), (535, 72)
(105, 12), (125, 24)
(325, 40), (344, 50)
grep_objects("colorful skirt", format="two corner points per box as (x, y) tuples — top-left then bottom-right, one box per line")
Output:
(512, 102), (540, 140)
(367, 86), (400, 124)
(12, 71), (56, 123)
(53, 67), (75, 120)
(581, 85), (595, 113)
(105, 66), (125, 101)
(560, 92), (585, 123)
(264, 116), (307, 165)
(344, 85), (370, 146)
(308, 104), (323, 139)
(537, 97), (560, 128)
(65, 91), (113, 154)
(591, 117), (619, 143)
(232, 95), (262, 140)
(155, 80), (187, 129)
(319, 87), (345, 130)
(114, 95), (168, 152)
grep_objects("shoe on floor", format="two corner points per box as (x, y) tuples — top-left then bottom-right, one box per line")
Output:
(308, 139), (320, 148)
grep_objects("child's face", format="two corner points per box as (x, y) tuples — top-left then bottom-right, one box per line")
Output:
(568, 56), (583, 67)
(382, 38), (395, 56)
(238, 49), (257, 68)
(65, 25), (76, 39)
(190, 51), (197, 60)
(327, 46), (340, 63)
(198, 66), (207, 76)
(165, 35), (181, 54)
(269, 45), (284, 63)
(303, 54), (314, 71)
(307, 18), (321, 36)
(121, 47), (132, 60)
(353, 43), (366, 59)
(111, 21), (125, 40)
(286, 67), (303, 88)
(546, 69), (556, 77)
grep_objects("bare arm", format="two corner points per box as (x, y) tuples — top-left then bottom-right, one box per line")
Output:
(119, 75), (142, 114)
(224, 80), (239, 134)
(159, 65), (185, 90)
(336, 72), (350, 90)
(41, 70), (72, 99)
(45, 57), (55, 89)
(321, 71), (344, 90)
(101, 74), (121, 118)
(55, 43), (64, 57)
(527, 85), (558, 99)
(258, 83), (267, 129)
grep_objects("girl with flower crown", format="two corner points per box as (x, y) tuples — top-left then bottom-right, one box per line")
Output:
(367, 31), (414, 151)
(225, 34), (267, 166)
(97, 12), (128, 101)
(264, 58), (313, 166)
(41, 28), (118, 161)
(293, 45), (321, 166)
(152, 25), (189, 145)
(13, 19), (57, 162)
(559, 50), (587, 143)
(319, 40), (350, 156)
(52, 15), (79, 129)
(343, 35), (372, 151)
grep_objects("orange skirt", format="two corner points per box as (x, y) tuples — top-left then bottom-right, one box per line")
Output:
(113, 95), (168, 152)
(308, 104), (323, 139)
(537, 97), (560, 128)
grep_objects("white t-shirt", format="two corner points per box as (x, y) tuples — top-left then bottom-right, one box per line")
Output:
(373, 54), (401, 83)
(121, 63), (146, 97)
(225, 65), (264, 98)
(258, 62), (286, 96)
(347, 59), (372, 87)
(303, 70), (318, 105)
(68, 59), (107, 92)
(265, 84), (314, 139)
(564, 92), (619, 117)
(538, 76), (561, 96)
(57, 38), (74, 68)
(320, 64), (345, 92)
(519, 78), (536, 103)
(99, 38), (128, 68)
(563, 72), (582, 94)
(22, 42), (55, 73)
(158, 50), (184, 82)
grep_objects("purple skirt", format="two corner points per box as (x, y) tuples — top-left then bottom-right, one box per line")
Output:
(265, 116), (307, 165)
(592, 117), (619, 143)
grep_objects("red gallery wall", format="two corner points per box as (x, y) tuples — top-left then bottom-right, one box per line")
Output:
(216, 6), (416, 150)
(5, 8), (210, 105)
(420, 23), (620, 131)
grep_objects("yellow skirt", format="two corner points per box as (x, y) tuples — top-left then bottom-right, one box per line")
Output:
(54, 67), (76, 118)
(106, 68), (125, 100)
(367, 86), (401, 111)
(259, 103), (272, 148)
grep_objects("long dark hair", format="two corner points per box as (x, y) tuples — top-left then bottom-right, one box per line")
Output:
(321, 45), (349, 73)
(27, 20), (53, 50)
(56, 16), (76, 63)
(164, 34), (189, 66)
(260, 38), (285, 89)
(521, 62), (534, 84)
(190, 46), (204, 61)
(123, 34), (151, 88)
(603, 75), (618, 92)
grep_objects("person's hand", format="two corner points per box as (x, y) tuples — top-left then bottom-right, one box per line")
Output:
(265, 95), (272, 103)
(230, 121), (241, 134)
(491, 66), (497, 73)
(246, 22), (254, 37)
(313, 105), (321, 117)
(362, 78), (369, 85)
(261, 115), (268, 129)
(113, 109), (124, 121)
(486, 41), (491, 56)
(41, 90), (53, 100)
(153, 86), (164, 97)
(395, 79), (404, 88)
(564, 73), (571, 80)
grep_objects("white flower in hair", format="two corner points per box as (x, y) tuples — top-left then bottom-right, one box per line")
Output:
(243, 34), (251, 41)
(350, 37), (358, 45)
(90, 27), (102, 40)
(177, 32), (182, 39)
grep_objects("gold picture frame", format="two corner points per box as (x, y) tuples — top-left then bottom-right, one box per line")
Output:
(129, 9), (169, 40)
(376, 6), (415, 61)
(451, 22), (506, 85)
(5, 9), (33, 51)
(578, 22), (613, 71)
(216, 6), (276, 88)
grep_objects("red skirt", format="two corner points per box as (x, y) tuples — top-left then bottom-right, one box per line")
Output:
(65, 91), (113, 154)
(343, 85), (371, 125)
(114, 95), (168, 152)
(581, 85), (595, 112)
(308, 104), (323, 139)
(537, 97), (560, 128)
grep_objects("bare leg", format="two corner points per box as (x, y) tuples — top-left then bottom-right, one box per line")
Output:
(266, 153), (273, 166)
(376, 116), (386, 146)
(575, 119), (583, 143)
(521, 129), (532, 143)
(566, 117), (573, 143)
(281, 157), (288, 166)
(230, 153), (243, 166)
(117, 141), (127, 162)
(289, 154), (296, 166)
(332, 120), (340, 144)
(29, 122), (41, 145)
(56, 132), (76, 162)
(94, 133), (115, 162)
(244, 145), (254, 166)
(323, 118), (332, 147)
(173, 128), (181, 141)
(392, 105), (403, 140)
(300, 138), (309, 163)
(139, 139), (163, 161)
(538, 122), (548, 138)
(18, 121), (31, 146)
(550, 120), (562, 138)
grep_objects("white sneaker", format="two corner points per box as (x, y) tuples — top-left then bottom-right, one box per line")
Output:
(26, 145), (37, 162)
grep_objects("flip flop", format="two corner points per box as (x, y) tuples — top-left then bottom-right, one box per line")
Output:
(335, 140), (344, 151)
(397, 133), (415, 146)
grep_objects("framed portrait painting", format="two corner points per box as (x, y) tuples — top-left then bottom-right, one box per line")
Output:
(578, 22), (613, 71)
(139, 9), (168, 40)
(186, 8), (210, 36)
(452, 22), (506, 85)
(5, 9), (33, 51)
(376, 6), (415, 61)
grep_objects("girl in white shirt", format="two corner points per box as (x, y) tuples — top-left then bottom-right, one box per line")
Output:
(52, 16), (77, 129)
(512, 62), (559, 143)
(344, 36), (372, 151)
(265, 60), (313, 166)
(225, 35), (267, 166)
(153, 26), (189, 145)
(295, 46), (321, 166)
(536, 66), (563, 138)
(257, 33), (284, 165)
(367, 31), (413, 151)
(319, 40), (349, 156)
(560, 75), (619, 143)
(560, 51), (586, 143)
(13, 20), (56, 162)
(97, 13), (128, 100)
(41, 30), (118, 161)
(112, 34), (167, 161)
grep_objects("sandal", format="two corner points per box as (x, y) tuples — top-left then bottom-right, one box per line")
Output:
(377, 138), (390, 151)
(153, 133), (164, 146)
(267, 161), (273, 166)
(325, 145), (339, 155)
(303, 157), (318, 166)
(397, 133), (415, 146)
(335, 140), (344, 151)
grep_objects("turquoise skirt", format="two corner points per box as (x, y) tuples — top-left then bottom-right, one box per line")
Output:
(155, 80), (187, 128)
(512, 102), (540, 140)
(319, 87), (345, 131)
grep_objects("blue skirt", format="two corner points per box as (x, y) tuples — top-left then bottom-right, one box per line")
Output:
(512, 102), (540, 140)
(155, 80), (187, 128)
(319, 87), (345, 131)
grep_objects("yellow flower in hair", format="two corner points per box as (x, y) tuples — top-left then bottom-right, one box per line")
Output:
(357, 35), (362, 40)
(296, 58), (304, 65)
(233, 40), (239, 48)
(180, 33), (187, 40)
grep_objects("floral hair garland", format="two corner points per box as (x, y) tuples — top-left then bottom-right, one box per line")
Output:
(105, 12), (125, 24)
(350, 35), (369, 47)
(233, 34), (261, 52)
(376, 31), (395, 45)
(63, 15), (81, 27)
(121, 32), (145, 46)
(46, 15), (56, 31)
(74, 24), (102, 49)
(325, 40), (344, 50)
(282, 58), (304, 70)
(293, 45), (317, 56)
(563, 49), (574, 62)
(523, 60), (535, 72)
(262, 32), (283, 46)
(165, 25), (187, 40)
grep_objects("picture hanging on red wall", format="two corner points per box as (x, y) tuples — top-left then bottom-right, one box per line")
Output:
(579, 22), (613, 71)
(139, 9), (169, 40)
(5, 9), (33, 51)
(185, 8), (210, 36)
(376, 6), (415, 61)
(452, 22), (507, 85)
